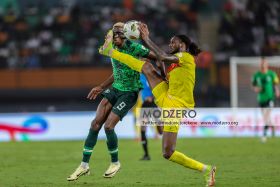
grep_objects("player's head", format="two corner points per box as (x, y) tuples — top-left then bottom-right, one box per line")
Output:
(260, 57), (268, 72)
(112, 22), (126, 47)
(169, 35), (201, 56)
(113, 22), (124, 30)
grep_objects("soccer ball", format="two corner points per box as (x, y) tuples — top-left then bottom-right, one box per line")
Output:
(123, 20), (140, 40)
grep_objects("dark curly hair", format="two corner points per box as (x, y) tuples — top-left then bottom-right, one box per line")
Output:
(175, 35), (201, 56)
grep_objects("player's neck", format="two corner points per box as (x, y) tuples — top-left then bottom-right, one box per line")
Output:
(261, 69), (268, 73)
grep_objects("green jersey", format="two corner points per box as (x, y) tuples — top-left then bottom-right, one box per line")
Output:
(252, 70), (279, 103)
(111, 40), (150, 92)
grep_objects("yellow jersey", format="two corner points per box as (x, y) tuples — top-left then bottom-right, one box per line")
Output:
(167, 52), (195, 108)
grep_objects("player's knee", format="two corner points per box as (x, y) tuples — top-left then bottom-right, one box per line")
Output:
(162, 148), (175, 159)
(101, 98), (110, 106)
(104, 122), (114, 131)
(91, 119), (101, 131)
(142, 62), (154, 75)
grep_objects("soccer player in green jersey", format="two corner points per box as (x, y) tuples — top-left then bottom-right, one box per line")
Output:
(252, 58), (280, 142)
(67, 22), (156, 181)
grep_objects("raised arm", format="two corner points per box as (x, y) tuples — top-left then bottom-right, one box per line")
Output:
(139, 23), (179, 64)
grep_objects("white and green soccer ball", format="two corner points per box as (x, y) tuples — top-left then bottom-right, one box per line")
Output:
(123, 20), (140, 40)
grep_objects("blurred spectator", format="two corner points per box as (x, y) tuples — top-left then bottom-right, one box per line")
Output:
(0, 0), (200, 69)
(217, 0), (280, 63)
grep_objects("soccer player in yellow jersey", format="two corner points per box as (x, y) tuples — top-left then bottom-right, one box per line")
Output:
(99, 23), (216, 186)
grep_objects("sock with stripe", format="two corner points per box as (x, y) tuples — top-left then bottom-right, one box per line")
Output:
(82, 128), (99, 163)
(105, 129), (118, 162)
(169, 150), (206, 172)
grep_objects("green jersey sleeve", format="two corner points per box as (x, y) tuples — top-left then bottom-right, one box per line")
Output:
(252, 73), (258, 86)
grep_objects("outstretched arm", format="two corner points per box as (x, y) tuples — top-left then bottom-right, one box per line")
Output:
(139, 23), (179, 64)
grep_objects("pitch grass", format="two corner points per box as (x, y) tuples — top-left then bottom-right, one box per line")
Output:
(0, 138), (280, 187)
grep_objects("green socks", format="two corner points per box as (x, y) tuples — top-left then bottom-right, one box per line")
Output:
(82, 128), (119, 163)
(105, 129), (119, 162)
(82, 128), (99, 163)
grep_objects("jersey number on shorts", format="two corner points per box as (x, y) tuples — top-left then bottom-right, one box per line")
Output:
(117, 102), (126, 110)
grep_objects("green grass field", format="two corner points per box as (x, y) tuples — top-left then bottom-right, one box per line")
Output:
(0, 138), (280, 187)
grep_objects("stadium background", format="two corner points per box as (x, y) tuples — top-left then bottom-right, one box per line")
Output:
(1, 0), (280, 140)
(1, 1), (280, 187)
(1, 0), (280, 138)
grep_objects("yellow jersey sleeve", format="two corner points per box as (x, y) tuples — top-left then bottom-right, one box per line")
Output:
(273, 72), (279, 84)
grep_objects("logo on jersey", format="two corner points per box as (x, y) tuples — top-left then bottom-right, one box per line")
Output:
(104, 89), (110, 93)
(266, 76), (271, 82)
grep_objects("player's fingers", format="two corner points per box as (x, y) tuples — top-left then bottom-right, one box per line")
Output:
(92, 90), (102, 100)
(87, 91), (93, 99)
(87, 89), (96, 99)
(142, 23), (148, 29)
(92, 93), (98, 100)
(139, 23), (146, 30)
(139, 24), (144, 31)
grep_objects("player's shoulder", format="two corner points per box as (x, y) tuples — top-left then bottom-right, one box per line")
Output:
(253, 71), (261, 76)
(267, 70), (277, 75)
(175, 51), (192, 57)
(175, 52), (194, 63)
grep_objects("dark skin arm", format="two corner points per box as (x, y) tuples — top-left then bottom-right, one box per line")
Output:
(87, 74), (114, 100)
(139, 23), (179, 64)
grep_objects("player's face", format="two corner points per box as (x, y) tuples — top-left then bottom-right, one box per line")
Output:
(260, 59), (268, 72)
(169, 37), (181, 54)
(113, 27), (125, 47)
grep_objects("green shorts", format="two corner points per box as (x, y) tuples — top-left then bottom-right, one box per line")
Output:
(102, 87), (139, 120)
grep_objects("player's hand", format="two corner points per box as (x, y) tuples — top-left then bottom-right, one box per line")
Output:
(87, 86), (104, 100)
(105, 29), (113, 41)
(139, 22), (149, 40)
(276, 88), (280, 98)
(253, 87), (262, 93)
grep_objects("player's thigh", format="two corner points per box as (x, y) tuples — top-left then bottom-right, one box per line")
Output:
(142, 62), (164, 90)
(151, 81), (171, 108)
(111, 91), (139, 121)
(91, 98), (113, 130)
(101, 87), (118, 106)
(104, 111), (121, 130)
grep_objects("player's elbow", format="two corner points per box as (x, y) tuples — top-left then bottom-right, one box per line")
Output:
(157, 54), (168, 62)
(142, 62), (156, 75)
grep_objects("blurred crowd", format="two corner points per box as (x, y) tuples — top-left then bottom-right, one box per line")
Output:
(0, 0), (201, 69)
(217, 0), (280, 62)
